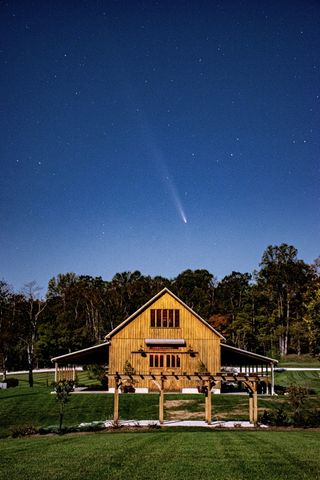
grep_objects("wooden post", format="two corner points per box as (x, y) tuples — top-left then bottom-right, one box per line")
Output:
(249, 392), (253, 423)
(253, 383), (258, 424)
(207, 380), (212, 425)
(55, 362), (58, 382)
(114, 376), (119, 422)
(271, 363), (275, 395)
(159, 376), (165, 424)
(204, 388), (208, 422)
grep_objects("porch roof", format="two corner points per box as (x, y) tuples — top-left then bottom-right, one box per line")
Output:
(51, 342), (110, 365)
(221, 344), (278, 366)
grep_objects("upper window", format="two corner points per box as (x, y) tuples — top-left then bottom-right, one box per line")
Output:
(150, 309), (180, 328)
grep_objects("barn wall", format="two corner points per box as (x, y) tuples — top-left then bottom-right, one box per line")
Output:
(108, 292), (221, 390)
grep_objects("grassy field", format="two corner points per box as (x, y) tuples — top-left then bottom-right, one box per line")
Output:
(1, 384), (320, 438)
(1, 368), (320, 438)
(278, 354), (320, 367)
(1, 430), (320, 480)
(5, 370), (97, 387)
(276, 370), (320, 394)
(1, 370), (320, 480)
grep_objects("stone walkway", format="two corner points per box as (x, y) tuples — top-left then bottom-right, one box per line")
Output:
(104, 419), (267, 428)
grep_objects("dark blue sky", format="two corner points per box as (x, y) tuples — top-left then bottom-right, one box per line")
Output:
(1, 0), (319, 291)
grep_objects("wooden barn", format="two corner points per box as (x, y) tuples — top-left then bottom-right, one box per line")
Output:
(53, 288), (277, 395)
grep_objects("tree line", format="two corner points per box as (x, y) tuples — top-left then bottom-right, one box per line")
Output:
(1, 243), (319, 385)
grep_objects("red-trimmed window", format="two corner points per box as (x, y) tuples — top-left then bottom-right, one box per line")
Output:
(149, 354), (181, 369)
(150, 309), (180, 328)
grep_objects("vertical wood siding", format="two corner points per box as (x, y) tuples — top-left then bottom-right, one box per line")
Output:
(108, 292), (221, 390)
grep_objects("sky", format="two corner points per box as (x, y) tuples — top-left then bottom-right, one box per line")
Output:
(1, 0), (319, 292)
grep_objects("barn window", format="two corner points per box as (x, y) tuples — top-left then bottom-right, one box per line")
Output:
(165, 355), (181, 369)
(150, 309), (180, 328)
(149, 354), (181, 369)
(150, 310), (155, 327)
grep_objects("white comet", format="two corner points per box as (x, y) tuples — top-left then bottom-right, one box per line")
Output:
(137, 117), (188, 224)
(165, 173), (188, 224)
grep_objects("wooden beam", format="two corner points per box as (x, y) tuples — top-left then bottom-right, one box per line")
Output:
(114, 376), (120, 422)
(107, 373), (263, 383)
(159, 376), (165, 424)
(253, 382), (258, 424)
(249, 393), (253, 423)
(206, 380), (212, 424)
(204, 386), (208, 422)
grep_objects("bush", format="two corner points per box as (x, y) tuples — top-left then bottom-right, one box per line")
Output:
(6, 378), (19, 388)
(303, 410), (320, 427)
(260, 405), (291, 426)
(274, 384), (287, 395)
(11, 424), (38, 438)
(38, 422), (106, 435)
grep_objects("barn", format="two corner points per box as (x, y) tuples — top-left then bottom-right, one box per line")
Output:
(52, 288), (277, 423)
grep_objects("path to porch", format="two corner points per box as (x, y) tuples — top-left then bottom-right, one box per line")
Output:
(103, 419), (268, 428)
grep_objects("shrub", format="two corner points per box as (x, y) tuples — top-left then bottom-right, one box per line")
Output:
(38, 422), (106, 435)
(303, 410), (320, 427)
(260, 405), (291, 426)
(11, 424), (38, 438)
(274, 384), (287, 395)
(6, 378), (19, 388)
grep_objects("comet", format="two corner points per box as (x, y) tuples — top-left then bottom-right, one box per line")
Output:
(138, 116), (188, 224)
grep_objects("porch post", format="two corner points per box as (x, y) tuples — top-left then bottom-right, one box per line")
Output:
(159, 376), (165, 424)
(271, 363), (275, 395)
(249, 392), (253, 423)
(206, 379), (212, 425)
(253, 382), (258, 424)
(114, 376), (119, 422)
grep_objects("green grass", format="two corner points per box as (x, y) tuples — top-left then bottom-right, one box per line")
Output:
(5, 370), (97, 387)
(1, 384), (319, 438)
(0, 386), (161, 438)
(276, 370), (320, 394)
(1, 430), (320, 480)
(278, 354), (320, 368)
(1, 370), (319, 438)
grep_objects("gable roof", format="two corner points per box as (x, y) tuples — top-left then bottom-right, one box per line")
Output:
(105, 287), (225, 340)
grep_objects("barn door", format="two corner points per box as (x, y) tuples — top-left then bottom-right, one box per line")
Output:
(148, 353), (182, 392)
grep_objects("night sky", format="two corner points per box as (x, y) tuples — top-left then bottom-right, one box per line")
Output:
(1, 1), (319, 292)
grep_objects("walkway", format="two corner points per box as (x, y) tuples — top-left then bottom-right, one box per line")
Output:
(103, 419), (268, 429)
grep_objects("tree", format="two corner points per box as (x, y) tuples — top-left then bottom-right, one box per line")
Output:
(303, 282), (320, 356)
(215, 272), (253, 349)
(172, 269), (216, 318)
(53, 379), (74, 431)
(20, 282), (47, 387)
(0, 281), (17, 379)
(256, 244), (314, 356)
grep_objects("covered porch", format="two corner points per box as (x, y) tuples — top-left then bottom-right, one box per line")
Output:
(52, 342), (277, 426)
(51, 342), (110, 382)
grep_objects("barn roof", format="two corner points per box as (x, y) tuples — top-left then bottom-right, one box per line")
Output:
(221, 344), (278, 365)
(105, 288), (225, 340)
(51, 342), (110, 365)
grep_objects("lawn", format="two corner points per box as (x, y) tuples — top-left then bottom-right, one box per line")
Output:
(1, 430), (320, 480)
(278, 354), (320, 368)
(1, 366), (320, 438)
(276, 370), (320, 394)
(1, 371), (320, 480)
(1, 384), (320, 438)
